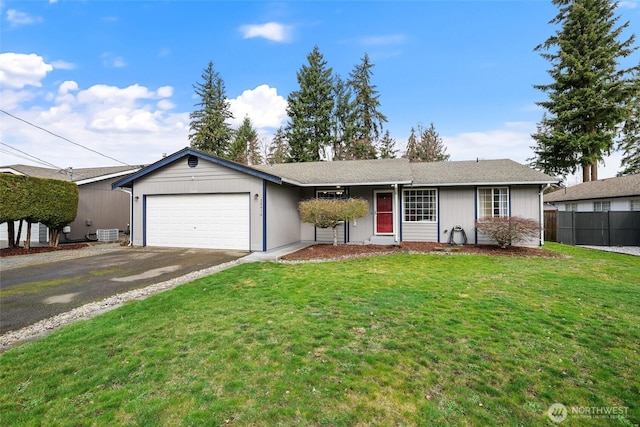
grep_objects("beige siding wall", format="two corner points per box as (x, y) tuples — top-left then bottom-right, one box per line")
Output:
(266, 182), (302, 250)
(65, 179), (131, 241)
(131, 159), (265, 251)
(439, 187), (477, 244)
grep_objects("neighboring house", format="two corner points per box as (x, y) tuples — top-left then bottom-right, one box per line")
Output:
(544, 174), (640, 212)
(112, 147), (557, 251)
(1, 164), (141, 244)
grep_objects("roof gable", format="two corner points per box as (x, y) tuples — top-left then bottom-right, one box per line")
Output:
(544, 174), (640, 203)
(112, 147), (282, 189)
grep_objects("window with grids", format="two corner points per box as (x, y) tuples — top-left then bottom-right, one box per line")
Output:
(593, 201), (610, 212)
(478, 187), (509, 218)
(403, 189), (437, 222)
(316, 190), (345, 199)
(630, 200), (640, 211)
(565, 202), (578, 211)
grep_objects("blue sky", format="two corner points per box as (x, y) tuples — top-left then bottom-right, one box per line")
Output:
(1, 0), (639, 180)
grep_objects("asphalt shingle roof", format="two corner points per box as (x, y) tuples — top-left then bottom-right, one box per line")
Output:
(544, 174), (640, 202)
(255, 158), (557, 186)
(0, 164), (141, 183)
(254, 158), (412, 185)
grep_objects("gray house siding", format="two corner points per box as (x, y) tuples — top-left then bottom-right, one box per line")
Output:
(266, 182), (301, 250)
(439, 188), (477, 244)
(130, 159), (265, 251)
(64, 179), (130, 241)
(347, 187), (375, 244)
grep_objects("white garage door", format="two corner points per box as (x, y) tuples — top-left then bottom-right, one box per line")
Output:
(146, 194), (250, 250)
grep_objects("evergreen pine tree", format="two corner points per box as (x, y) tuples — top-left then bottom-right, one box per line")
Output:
(378, 130), (398, 159)
(228, 116), (259, 165)
(532, 0), (638, 182)
(404, 127), (419, 161)
(331, 74), (356, 160)
(285, 46), (334, 162)
(189, 61), (234, 157)
(417, 123), (450, 162)
(619, 73), (640, 175)
(267, 127), (290, 164)
(347, 53), (387, 159)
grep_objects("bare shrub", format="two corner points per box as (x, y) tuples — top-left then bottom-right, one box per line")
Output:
(299, 198), (369, 246)
(475, 216), (541, 248)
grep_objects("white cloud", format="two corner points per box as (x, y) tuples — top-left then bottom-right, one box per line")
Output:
(101, 53), (127, 68)
(51, 60), (76, 70)
(0, 53), (53, 89)
(443, 122), (536, 163)
(6, 9), (42, 27)
(228, 84), (288, 130)
(157, 99), (175, 110)
(240, 22), (292, 42)
(58, 80), (78, 95)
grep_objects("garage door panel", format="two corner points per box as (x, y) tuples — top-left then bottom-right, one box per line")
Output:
(146, 194), (249, 250)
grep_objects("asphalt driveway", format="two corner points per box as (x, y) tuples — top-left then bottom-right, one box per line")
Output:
(0, 246), (247, 334)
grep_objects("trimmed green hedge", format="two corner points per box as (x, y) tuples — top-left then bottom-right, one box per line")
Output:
(0, 174), (78, 230)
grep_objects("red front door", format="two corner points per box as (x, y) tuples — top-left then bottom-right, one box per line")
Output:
(376, 192), (393, 234)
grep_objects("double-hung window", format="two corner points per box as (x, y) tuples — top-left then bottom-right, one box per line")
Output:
(565, 202), (578, 211)
(403, 189), (437, 222)
(478, 187), (509, 218)
(593, 201), (610, 212)
(630, 200), (640, 211)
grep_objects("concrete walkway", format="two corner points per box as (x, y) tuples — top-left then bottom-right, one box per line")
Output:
(240, 241), (313, 262)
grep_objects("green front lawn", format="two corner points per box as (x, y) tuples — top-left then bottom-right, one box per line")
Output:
(1, 244), (638, 426)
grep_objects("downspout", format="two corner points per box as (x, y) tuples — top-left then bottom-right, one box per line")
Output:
(393, 184), (399, 244)
(539, 183), (551, 247)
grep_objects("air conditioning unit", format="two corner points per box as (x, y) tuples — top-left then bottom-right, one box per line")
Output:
(97, 229), (119, 242)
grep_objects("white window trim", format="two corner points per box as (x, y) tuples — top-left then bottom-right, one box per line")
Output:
(316, 189), (345, 199)
(402, 188), (438, 223)
(593, 200), (611, 212)
(477, 187), (509, 219)
(630, 199), (640, 211)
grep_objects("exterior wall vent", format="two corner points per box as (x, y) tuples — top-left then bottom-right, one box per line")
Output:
(97, 229), (119, 242)
(187, 155), (199, 168)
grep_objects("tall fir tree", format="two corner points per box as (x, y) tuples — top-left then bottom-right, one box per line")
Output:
(378, 130), (398, 159)
(285, 46), (334, 162)
(404, 123), (449, 162)
(228, 116), (260, 165)
(331, 74), (356, 160)
(189, 61), (234, 157)
(347, 53), (387, 160)
(267, 126), (290, 164)
(532, 0), (638, 182)
(618, 70), (640, 175)
(404, 127), (419, 161)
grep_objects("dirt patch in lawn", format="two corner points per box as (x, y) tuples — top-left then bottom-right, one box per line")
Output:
(282, 242), (564, 261)
(1, 244), (90, 257)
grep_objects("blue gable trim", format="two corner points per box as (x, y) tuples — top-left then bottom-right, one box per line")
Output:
(112, 147), (282, 189)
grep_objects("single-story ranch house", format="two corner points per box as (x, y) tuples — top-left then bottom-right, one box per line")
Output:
(544, 173), (640, 212)
(112, 147), (558, 252)
(1, 164), (140, 244)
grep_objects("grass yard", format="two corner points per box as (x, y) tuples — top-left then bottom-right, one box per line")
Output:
(1, 243), (638, 426)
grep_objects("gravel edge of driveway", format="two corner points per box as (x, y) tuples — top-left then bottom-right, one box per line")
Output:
(578, 246), (640, 256)
(0, 258), (247, 351)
